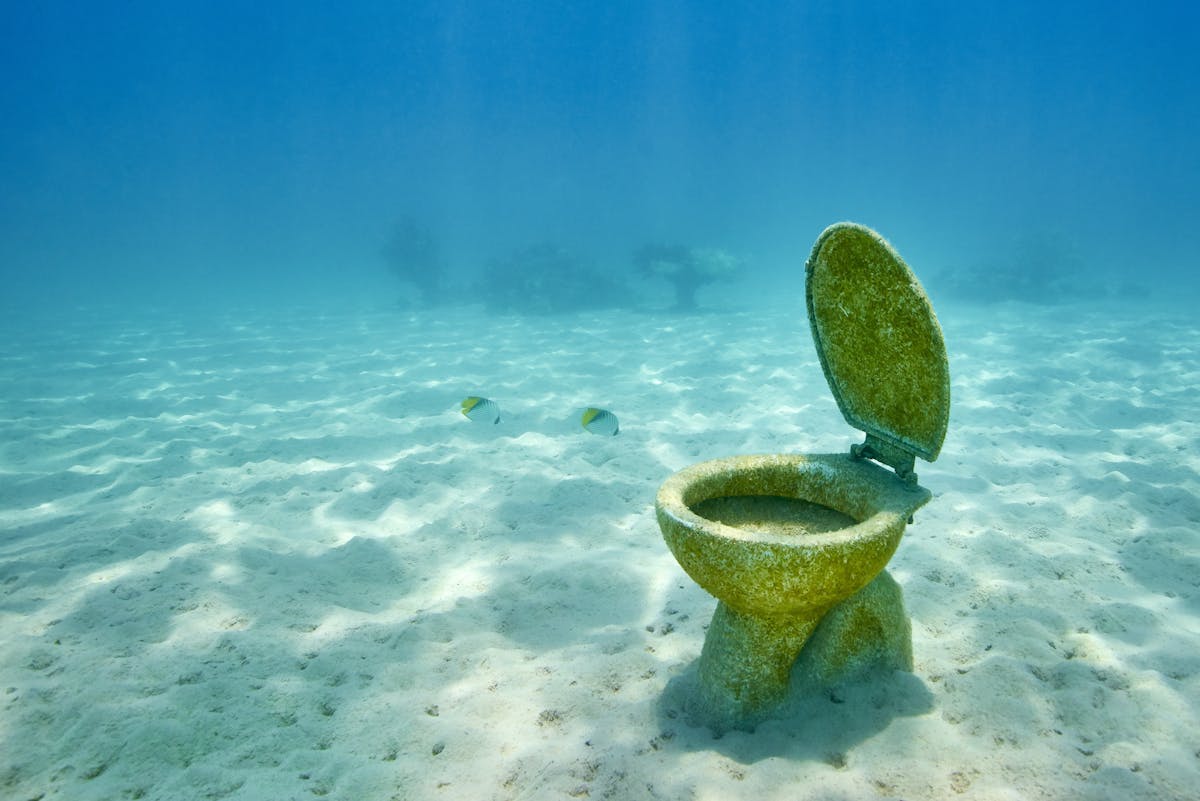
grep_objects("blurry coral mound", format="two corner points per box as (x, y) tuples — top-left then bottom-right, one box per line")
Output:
(937, 229), (1129, 304)
(475, 243), (627, 314)
(382, 216), (444, 304)
(633, 244), (741, 310)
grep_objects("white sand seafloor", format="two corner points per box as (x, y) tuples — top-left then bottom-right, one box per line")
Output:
(2, 298), (1199, 801)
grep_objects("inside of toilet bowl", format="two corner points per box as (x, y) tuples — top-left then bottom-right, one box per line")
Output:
(690, 495), (858, 537)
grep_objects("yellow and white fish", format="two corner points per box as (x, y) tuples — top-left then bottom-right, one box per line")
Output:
(461, 396), (501, 424)
(581, 407), (619, 436)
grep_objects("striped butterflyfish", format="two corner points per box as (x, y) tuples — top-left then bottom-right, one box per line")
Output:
(461, 396), (501, 424)
(581, 407), (619, 436)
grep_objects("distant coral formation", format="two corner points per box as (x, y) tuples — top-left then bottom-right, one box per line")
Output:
(633, 244), (741, 310)
(380, 221), (748, 314)
(475, 243), (627, 314)
(382, 217), (444, 304)
(937, 230), (1125, 304)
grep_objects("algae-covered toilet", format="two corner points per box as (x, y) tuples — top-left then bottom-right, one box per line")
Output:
(655, 222), (950, 728)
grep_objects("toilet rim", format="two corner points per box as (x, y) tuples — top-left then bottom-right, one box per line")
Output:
(655, 453), (924, 549)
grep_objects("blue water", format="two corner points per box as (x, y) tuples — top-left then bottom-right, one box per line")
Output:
(4, 8), (1200, 797)
(2, 1), (1197, 313)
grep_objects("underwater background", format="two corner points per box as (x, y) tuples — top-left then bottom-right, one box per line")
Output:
(3, 4), (1200, 801)
(2, 1), (1198, 314)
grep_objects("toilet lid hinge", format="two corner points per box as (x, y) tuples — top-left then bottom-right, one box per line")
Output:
(850, 433), (919, 486)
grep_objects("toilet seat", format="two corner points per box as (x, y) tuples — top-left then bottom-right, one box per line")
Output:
(805, 223), (950, 482)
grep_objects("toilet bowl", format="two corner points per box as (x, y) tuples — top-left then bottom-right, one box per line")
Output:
(655, 222), (950, 727)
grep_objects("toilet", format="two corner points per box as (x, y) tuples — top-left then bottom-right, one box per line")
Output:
(655, 222), (950, 728)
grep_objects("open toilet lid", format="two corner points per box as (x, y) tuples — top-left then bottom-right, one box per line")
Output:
(805, 222), (950, 462)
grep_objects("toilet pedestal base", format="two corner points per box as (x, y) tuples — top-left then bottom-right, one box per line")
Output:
(697, 601), (822, 726)
(792, 570), (912, 689)
(694, 571), (912, 730)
